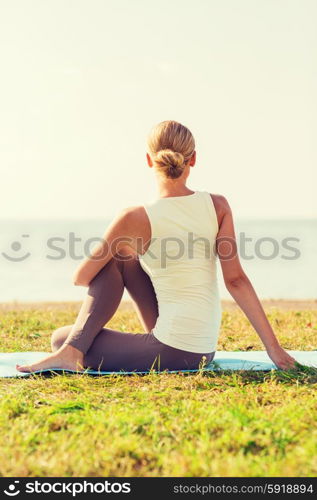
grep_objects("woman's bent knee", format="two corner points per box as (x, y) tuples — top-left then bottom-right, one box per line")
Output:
(51, 325), (73, 351)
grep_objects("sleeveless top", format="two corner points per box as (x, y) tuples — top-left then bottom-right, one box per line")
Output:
(138, 190), (222, 354)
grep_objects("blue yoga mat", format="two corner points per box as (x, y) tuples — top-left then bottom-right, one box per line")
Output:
(0, 350), (316, 377)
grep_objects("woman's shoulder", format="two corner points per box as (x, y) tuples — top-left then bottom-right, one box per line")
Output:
(208, 193), (231, 229)
(209, 193), (231, 213)
(115, 205), (149, 231)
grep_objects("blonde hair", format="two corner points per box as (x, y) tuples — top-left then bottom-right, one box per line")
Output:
(147, 120), (195, 179)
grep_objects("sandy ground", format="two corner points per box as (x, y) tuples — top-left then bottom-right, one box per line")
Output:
(0, 299), (316, 312)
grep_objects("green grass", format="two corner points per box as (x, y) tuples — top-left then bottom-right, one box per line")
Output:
(0, 305), (316, 477)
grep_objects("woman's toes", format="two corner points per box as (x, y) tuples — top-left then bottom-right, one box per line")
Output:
(16, 364), (32, 373)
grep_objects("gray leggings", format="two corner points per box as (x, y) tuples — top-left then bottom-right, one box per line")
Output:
(51, 257), (215, 372)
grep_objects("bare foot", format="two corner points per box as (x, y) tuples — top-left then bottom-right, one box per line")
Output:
(16, 345), (85, 373)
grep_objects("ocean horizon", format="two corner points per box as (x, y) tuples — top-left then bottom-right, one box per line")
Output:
(0, 217), (316, 303)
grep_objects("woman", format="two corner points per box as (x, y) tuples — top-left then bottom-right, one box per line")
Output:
(17, 120), (296, 373)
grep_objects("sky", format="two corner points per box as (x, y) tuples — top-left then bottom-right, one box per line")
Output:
(0, 0), (316, 220)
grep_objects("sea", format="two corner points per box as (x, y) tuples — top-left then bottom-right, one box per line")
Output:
(0, 218), (316, 303)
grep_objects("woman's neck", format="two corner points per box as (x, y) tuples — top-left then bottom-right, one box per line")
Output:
(155, 168), (194, 198)
(157, 181), (194, 199)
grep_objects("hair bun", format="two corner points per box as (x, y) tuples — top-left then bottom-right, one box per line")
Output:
(147, 120), (195, 179)
(154, 149), (185, 179)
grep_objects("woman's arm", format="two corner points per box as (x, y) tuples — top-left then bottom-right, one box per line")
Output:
(73, 207), (144, 287)
(213, 195), (297, 370)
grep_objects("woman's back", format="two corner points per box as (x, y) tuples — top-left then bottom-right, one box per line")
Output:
(139, 190), (222, 353)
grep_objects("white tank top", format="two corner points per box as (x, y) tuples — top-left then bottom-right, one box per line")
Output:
(139, 190), (222, 353)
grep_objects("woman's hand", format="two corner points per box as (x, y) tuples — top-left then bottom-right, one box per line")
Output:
(266, 345), (298, 370)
